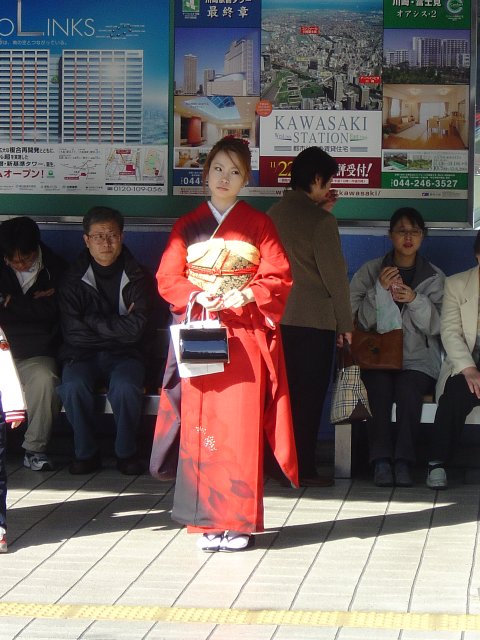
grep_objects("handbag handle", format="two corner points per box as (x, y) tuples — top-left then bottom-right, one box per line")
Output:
(336, 340), (357, 371)
(185, 295), (205, 325)
(184, 292), (219, 325)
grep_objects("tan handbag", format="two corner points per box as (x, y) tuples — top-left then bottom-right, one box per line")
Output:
(330, 344), (372, 425)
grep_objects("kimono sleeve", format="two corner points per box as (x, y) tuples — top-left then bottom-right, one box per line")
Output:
(248, 216), (292, 326)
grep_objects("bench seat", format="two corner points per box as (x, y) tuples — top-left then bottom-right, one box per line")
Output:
(60, 393), (160, 416)
(334, 404), (480, 479)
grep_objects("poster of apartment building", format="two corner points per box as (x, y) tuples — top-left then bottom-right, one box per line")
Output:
(257, 0), (384, 197)
(381, 0), (470, 201)
(172, 0), (262, 195)
(0, 0), (169, 195)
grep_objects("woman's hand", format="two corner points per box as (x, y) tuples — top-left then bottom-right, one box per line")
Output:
(222, 287), (255, 309)
(195, 291), (224, 312)
(321, 189), (338, 213)
(336, 332), (352, 348)
(196, 288), (255, 311)
(391, 283), (416, 304)
(462, 366), (480, 399)
(379, 266), (401, 290)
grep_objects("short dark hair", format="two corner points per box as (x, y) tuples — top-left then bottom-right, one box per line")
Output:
(473, 230), (480, 257)
(0, 216), (41, 259)
(83, 206), (124, 234)
(290, 147), (338, 192)
(389, 207), (427, 236)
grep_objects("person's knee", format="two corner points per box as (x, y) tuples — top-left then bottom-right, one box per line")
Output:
(395, 383), (422, 406)
(441, 375), (471, 404)
(37, 367), (59, 391)
(109, 378), (143, 399)
(58, 377), (94, 400)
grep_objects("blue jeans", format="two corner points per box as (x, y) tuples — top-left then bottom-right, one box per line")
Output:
(57, 352), (145, 460)
(0, 422), (6, 531)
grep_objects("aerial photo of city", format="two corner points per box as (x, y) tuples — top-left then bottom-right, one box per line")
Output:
(261, 0), (383, 111)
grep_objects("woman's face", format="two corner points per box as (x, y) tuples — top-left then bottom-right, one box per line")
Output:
(207, 150), (245, 210)
(389, 216), (424, 259)
(308, 176), (333, 204)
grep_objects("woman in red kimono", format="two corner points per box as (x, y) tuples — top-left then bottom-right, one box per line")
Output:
(150, 137), (298, 552)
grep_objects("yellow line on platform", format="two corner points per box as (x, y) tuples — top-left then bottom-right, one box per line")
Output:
(0, 602), (480, 631)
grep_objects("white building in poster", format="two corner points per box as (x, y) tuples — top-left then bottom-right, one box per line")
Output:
(224, 37), (254, 95)
(441, 38), (469, 67)
(184, 54), (198, 94)
(61, 49), (143, 144)
(0, 50), (50, 142)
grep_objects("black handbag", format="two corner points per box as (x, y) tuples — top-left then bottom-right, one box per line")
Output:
(179, 326), (229, 364)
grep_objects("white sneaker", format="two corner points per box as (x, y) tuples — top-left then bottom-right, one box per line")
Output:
(426, 466), (447, 489)
(0, 528), (7, 553)
(219, 531), (254, 552)
(23, 451), (53, 471)
(196, 533), (224, 552)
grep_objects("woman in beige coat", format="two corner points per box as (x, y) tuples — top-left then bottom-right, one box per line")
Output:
(427, 231), (480, 490)
(268, 147), (353, 486)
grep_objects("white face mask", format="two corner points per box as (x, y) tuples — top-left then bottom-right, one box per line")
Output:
(13, 247), (43, 293)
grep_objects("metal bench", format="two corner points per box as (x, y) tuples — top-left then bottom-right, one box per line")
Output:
(94, 393), (160, 415)
(334, 403), (480, 478)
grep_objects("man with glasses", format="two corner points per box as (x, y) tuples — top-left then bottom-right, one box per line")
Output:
(57, 207), (155, 475)
(0, 216), (66, 471)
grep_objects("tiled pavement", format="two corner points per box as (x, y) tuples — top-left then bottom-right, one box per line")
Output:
(2, 455), (480, 640)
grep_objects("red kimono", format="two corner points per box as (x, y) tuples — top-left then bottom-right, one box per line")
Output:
(150, 201), (298, 534)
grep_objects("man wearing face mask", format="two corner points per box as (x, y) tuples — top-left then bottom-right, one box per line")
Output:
(0, 216), (66, 471)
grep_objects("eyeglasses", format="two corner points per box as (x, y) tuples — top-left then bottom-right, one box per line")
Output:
(87, 233), (121, 244)
(392, 228), (423, 237)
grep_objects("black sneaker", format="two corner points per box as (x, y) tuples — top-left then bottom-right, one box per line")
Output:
(394, 459), (413, 487)
(116, 456), (144, 476)
(69, 454), (102, 475)
(374, 460), (394, 487)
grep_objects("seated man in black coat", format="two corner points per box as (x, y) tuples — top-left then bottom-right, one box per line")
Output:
(57, 206), (155, 475)
(0, 216), (66, 471)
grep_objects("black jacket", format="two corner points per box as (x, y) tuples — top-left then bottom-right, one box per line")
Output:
(58, 246), (155, 362)
(0, 243), (66, 359)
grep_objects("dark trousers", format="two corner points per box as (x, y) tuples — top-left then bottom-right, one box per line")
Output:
(361, 369), (435, 463)
(0, 422), (7, 529)
(429, 373), (480, 462)
(0, 422), (6, 531)
(281, 325), (335, 478)
(57, 352), (145, 461)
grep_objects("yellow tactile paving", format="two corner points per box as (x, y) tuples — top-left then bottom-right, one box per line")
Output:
(0, 602), (479, 631)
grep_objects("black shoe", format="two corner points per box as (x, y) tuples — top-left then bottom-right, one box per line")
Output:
(394, 459), (413, 487)
(299, 475), (335, 487)
(69, 454), (102, 475)
(116, 456), (144, 476)
(374, 460), (394, 487)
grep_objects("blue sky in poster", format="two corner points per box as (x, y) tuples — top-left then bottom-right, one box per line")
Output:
(0, 0), (169, 109)
(175, 28), (260, 92)
(384, 28), (470, 49)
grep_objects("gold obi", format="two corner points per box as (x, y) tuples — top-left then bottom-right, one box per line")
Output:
(186, 238), (260, 296)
